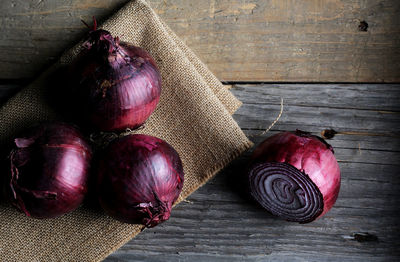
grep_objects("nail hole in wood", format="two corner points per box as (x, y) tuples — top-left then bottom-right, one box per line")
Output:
(358, 21), (368, 32)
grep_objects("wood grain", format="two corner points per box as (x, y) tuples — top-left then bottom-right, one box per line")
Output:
(0, 0), (130, 79)
(1, 0), (399, 260)
(0, 0), (399, 82)
(104, 83), (400, 262)
(150, 0), (400, 82)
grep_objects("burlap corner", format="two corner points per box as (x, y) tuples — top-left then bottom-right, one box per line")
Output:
(0, 1), (253, 261)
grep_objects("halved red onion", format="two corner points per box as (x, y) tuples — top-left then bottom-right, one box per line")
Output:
(248, 130), (341, 223)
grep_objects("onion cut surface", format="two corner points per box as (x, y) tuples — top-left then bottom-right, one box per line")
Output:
(248, 130), (341, 223)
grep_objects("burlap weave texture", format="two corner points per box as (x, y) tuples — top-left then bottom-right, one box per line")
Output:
(0, 0), (252, 261)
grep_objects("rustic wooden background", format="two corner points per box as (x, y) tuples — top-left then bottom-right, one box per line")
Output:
(104, 83), (400, 262)
(0, 0), (399, 261)
(0, 0), (399, 82)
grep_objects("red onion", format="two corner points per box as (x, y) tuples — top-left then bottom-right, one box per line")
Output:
(97, 134), (184, 227)
(6, 122), (92, 218)
(68, 21), (161, 131)
(248, 130), (340, 223)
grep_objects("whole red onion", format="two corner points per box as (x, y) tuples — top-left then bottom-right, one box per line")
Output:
(68, 23), (161, 131)
(248, 130), (340, 223)
(6, 122), (92, 219)
(97, 134), (184, 227)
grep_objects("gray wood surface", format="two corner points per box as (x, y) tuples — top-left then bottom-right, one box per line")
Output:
(1, 0), (399, 260)
(0, 81), (399, 261)
(1, 83), (399, 261)
(100, 84), (399, 262)
(0, 0), (399, 82)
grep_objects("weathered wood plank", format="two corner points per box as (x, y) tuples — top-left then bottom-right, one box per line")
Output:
(105, 162), (400, 262)
(232, 84), (400, 137)
(0, 0), (130, 78)
(0, 0), (399, 82)
(236, 103), (400, 136)
(234, 84), (400, 111)
(105, 83), (400, 261)
(150, 0), (400, 82)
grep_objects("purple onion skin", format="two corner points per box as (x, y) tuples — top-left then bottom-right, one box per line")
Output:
(6, 122), (92, 219)
(70, 29), (161, 131)
(97, 134), (184, 227)
(249, 130), (341, 222)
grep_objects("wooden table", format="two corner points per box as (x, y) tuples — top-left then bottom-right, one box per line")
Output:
(1, 1), (399, 261)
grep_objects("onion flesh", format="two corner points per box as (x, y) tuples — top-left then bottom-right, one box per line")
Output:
(248, 130), (341, 223)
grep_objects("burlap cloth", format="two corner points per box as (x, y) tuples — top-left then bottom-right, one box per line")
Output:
(0, 0), (252, 261)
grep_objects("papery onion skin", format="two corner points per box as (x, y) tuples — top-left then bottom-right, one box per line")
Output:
(69, 28), (161, 131)
(97, 134), (184, 227)
(248, 130), (341, 223)
(6, 122), (92, 219)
